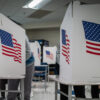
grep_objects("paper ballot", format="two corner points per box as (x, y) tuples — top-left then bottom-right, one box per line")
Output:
(43, 46), (57, 64)
(30, 41), (41, 66)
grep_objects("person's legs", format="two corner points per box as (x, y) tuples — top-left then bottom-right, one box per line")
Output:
(60, 84), (68, 100)
(24, 63), (34, 100)
(1, 79), (7, 98)
(91, 85), (99, 98)
(7, 79), (20, 100)
(0, 79), (7, 99)
(74, 86), (85, 98)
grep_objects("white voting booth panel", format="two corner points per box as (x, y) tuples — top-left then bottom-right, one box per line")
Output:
(43, 46), (57, 64)
(60, 1), (100, 83)
(30, 41), (41, 66)
(0, 14), (25, 79)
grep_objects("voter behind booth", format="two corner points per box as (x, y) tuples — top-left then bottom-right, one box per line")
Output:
(59, 1), (100, 100)
(7, 34), (34, 100)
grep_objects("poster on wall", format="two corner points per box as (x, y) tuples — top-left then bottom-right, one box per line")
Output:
(0, 13), (25, 78)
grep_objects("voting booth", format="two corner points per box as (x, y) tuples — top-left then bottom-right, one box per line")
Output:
(0, 13), (25, 79)
(30, 41), (41, 66)
(43, 46), (57, 64)
(60, 1), (100, 83)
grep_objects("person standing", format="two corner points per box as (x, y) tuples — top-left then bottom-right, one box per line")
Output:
(7, 34), (34, 100)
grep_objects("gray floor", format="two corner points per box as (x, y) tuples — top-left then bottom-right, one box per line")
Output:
(30, 82), (100, 100)
(30, 82), (60, 100)
(2, 81), (99, 100)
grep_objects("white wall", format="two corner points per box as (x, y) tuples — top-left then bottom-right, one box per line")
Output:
(26, 28), (60, 46)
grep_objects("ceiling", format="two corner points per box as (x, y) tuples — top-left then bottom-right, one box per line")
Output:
(0, 0), (100, 29)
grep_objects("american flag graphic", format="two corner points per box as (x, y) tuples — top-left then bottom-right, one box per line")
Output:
(46, 50), (53, 60)
(62, 29), (70, 64)
(82, 21), (100, 56)
(0, 29), (22, 63)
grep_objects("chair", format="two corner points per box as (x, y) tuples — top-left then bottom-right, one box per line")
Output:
(33, 65), (48, 91)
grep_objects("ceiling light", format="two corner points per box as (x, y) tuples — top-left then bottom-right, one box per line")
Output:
(28, 0), (43, 8)
(23, 0), (51, 9)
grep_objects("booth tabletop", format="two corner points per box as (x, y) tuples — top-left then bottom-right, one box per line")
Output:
(48, 75), (100, 85)
(0, 75), (25, 79)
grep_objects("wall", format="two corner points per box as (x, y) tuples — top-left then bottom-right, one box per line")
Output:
(26, 28), (60, 47)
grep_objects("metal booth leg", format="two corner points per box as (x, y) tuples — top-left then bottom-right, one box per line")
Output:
(20, 79), (24, 100)
(55, 81), (58, 100)
(68, 85), (72, 100)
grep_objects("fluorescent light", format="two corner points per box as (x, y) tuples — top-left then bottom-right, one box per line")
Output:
(28, 0), (43, 8)
(23, 0), (51, 9)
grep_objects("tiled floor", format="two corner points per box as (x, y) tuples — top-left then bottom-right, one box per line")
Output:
(30, 82), (60, 100)
(30, 82), (100, 100)
(2, 82), (100, 100)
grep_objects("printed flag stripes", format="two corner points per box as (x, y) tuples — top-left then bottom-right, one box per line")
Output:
(46, 50), (53, 60)
(62, 29), (70, 64)
(0, 29), (22, 63)
(82, 21), (100, 55)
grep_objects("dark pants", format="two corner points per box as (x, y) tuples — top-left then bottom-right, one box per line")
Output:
(74, 86), (85, 98)
(0, 79), (7, 98)
(91, 85), (99, 98)
(60, 84), (68, 100)
(60, 85), (99, 100)
(7, 63), (34, 100)
(74, 85), (99, 98)
(60, 85), (85, 100)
